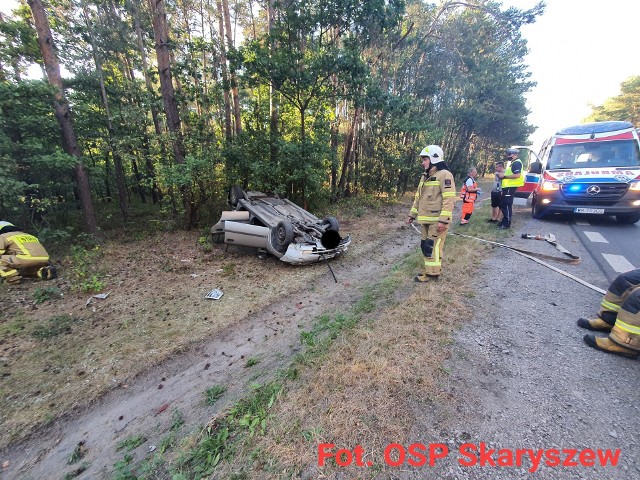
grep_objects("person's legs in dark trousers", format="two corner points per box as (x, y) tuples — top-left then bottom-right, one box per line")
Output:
(489, 191), (502, 222)
(499, 187), (516, 228)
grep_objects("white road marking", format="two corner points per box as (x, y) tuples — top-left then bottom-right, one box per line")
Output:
(602, 254), (636, 273)
(583, 231), (609, 243)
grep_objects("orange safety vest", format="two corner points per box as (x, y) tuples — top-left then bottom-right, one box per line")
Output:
(459, 176), (478, 203)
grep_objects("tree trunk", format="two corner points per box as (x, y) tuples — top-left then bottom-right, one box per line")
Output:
(221, 0), (242, 135)
(268, 0), (278, 163)
(148, 0), (194, 229)
(337, 106), (362, 195)
(215, 0), (233, 140)
(81, 0), (129, 223)
(28, 0), (99, 236)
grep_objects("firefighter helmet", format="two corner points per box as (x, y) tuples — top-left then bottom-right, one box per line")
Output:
(0, 221), (15, 233)
(419, 145), (444, 164)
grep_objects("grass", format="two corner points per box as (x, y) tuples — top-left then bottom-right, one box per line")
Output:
(205, 385), (226, 405)
(1, 191), (527, 478)
(32, 286), (63, 304)
(31, 314), (76, 339)
(206, 194), (512, 478)
(244, 357), (259, 368)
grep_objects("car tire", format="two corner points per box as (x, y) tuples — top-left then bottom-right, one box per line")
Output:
(272, 220), (294, 253)
(615, 213), (640, 224)
(322, 216), (340, 232)
(532, 199), (547, 219)
(228, 185), (245, 208)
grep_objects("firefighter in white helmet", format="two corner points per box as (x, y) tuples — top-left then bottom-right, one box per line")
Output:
(577, 268), (640, 358)
(406, 145), (457, 282)
(0, 221), (56, 284)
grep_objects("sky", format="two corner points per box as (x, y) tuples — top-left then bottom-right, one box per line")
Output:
(2, 0), (638, 152)
(501, 0), (640, 150)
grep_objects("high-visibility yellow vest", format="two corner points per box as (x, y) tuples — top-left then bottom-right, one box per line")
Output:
(502, 159), (525, 188)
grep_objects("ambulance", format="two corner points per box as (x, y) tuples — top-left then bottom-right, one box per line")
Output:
(529, 121), (640, 224)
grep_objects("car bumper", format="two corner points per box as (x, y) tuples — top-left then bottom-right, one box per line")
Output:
(280, 236), (352, 265)
(535, 192), (640, 215)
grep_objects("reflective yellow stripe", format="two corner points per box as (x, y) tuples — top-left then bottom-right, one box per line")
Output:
(424, 237), (442, 266)
(440, 210), (452, 217)
(417, 216), (439, 222)
(601, 300), (621, 312)
(0, 269), (18, 277)
(16, 255), (49, 261)
(411, 208), (418, 214)
(614, 319), (640, 335)
(442, 192), (457, 197)
(424, 181), (440, 186)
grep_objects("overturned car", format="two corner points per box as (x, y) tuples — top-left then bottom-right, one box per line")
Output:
(211, 186), (351, 265)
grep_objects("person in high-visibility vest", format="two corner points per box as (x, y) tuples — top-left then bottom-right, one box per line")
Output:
(577, 268), (640, 358)
(496, 148), (525, 229)
(459, 166), (479, 225)
(406, 145), (457, 282)
(0, 221), (56, 284)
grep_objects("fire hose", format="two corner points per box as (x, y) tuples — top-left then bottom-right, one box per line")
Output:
(408, 223), (605, 294)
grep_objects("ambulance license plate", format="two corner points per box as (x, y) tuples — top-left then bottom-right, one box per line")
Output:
(574, 208), (604, 214)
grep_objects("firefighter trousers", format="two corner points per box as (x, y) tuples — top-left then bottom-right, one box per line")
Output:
(598, 269), (640, 351)
(420, 223), (449, 277)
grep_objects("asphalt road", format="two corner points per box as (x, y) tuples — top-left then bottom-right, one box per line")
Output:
(529, 210), (639, 285)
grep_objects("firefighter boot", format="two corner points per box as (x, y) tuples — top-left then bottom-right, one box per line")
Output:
(583, 335), (639, 358)
(1, 274), (22, 285)
(37, 266), (58, 280)
(414, 274), (439, 283)
(577, 317), (613, 332)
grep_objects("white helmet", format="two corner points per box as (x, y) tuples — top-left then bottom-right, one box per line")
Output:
(0, 221), (15, 230)
(419, 145), (444, 164)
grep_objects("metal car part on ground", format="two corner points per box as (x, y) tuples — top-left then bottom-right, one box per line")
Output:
(211, 187), (351, 265)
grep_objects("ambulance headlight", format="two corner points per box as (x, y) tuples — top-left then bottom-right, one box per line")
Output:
(541, 181), (560, 191)
(629, 181), (640, 191)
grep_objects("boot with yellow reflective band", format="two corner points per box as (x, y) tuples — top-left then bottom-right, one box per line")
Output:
(576, 317), (613, 332)
(583, 335), (639, 359)
(37, 265), (58, 280)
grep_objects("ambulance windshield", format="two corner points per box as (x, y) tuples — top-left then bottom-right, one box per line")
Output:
(547, 140), (640, 170)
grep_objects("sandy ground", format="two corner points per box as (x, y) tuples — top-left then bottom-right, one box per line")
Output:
(0, 203), (420, 480)
(2, 200), (638, 480)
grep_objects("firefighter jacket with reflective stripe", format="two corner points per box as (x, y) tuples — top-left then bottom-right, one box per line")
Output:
(460, 176), (478, 203)
(501, 159), (525, 188)
(409, 167), (457, 224)
(0, 231), (49, 262)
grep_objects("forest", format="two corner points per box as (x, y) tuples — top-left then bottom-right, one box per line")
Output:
(0, 0), (543, 236)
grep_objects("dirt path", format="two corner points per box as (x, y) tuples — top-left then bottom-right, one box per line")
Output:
(1, 205), (418, 480)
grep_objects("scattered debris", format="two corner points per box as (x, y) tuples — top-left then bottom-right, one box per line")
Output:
(205, 289), (223, 300)
(189, 273), (199, 278)
(154, 403), (170, 416)
(85, 292), (111, 307)
(2, 460), (9, 469)
(148, 445), (156, 453)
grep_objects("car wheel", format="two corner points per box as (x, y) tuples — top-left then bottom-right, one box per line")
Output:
(272, 220), (294, 253)
(228, 185), (245, 208)
(532, 199), (547, 219)
(615, 213), (640, 224)
(322, 216), (340, 232)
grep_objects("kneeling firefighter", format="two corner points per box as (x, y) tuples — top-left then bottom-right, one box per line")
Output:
(406, 145), (457, 282)
(577, 268), (640, 358)
(0, 221), (56, 284)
